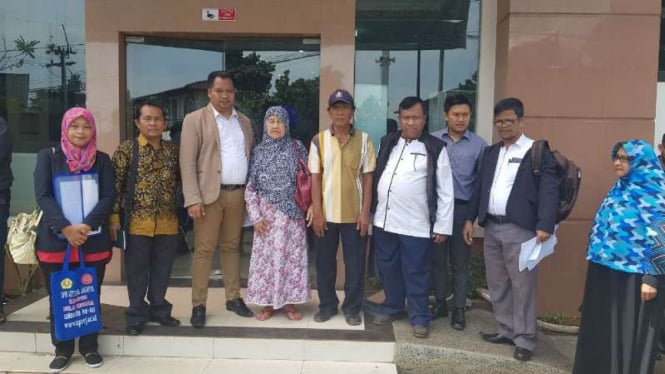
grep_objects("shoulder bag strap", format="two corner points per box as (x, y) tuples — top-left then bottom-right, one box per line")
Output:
(531, 140), (547, 177)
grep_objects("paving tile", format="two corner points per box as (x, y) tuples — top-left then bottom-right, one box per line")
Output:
(203, 359), (302, 374)
(98, 335), (124, 356)
(7, 297), (49, 323)
(301, 361), (398, 374)
(97, 356), (211, 374)
(213, 338), (304, 360)
(35, 332), (53, 353)
(123, 335), (213, 358)
(2, 352), (52, 372)
(304, 340), (394, 362)
(0, 331), (36, 352)
(0, 352), (22, 372)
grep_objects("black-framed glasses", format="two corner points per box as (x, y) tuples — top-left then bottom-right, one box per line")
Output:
(614, 155), (633, 163)
(494, 118), (519, 127)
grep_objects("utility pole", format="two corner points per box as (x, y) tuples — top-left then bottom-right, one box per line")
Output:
(46, 25), (75, 109)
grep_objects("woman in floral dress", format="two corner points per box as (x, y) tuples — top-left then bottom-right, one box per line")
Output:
(245, 106), (310, 321)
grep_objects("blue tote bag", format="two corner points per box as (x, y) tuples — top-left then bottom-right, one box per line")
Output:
(50, 244), (102, 341)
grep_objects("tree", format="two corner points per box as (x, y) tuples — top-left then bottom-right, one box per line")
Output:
(226, 51), (276, 141)
(271, 70), (319, 146)
(0, 35), (39, 71)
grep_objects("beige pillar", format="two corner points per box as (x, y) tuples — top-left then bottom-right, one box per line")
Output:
(495, 0), (661, 315)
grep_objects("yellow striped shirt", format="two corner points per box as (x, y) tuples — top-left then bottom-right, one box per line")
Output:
(308, 127), (376, 223)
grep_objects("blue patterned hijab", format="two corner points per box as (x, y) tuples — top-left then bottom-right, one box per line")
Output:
(587, 139), (665, 275)
(247, 106), (307, 218)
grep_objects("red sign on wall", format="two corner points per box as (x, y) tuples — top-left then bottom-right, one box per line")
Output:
(202, 8), (237, 22)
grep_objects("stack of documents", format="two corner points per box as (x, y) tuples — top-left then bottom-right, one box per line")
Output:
(519, 226), (558, 271)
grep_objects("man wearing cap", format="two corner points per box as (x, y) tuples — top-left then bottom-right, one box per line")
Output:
(308, 89), (376, 326)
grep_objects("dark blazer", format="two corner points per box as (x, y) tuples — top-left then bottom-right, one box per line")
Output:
(34, 147), (115, 253)
(467, 140), (559, 234)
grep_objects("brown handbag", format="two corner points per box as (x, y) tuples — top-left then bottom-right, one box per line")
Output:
(292, 141), (312, 212)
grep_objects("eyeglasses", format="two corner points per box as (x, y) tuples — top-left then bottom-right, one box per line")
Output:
(494, 118), (519, 127)
(614, 155), (633, 163)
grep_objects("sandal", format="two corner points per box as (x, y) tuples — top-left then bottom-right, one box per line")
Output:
(283, 304), (303, 321)
(255, 306), (276, 321)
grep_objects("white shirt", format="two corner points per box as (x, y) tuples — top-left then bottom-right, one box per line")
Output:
(212, 107), (248, 185)
(488, 134), (534, 215)
(374, 137), (454, 238)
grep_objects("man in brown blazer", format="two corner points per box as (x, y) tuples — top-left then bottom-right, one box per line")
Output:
(180, 71), (255, 327)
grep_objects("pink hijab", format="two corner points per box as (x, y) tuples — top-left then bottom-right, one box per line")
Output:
(60, 107), (97, 173)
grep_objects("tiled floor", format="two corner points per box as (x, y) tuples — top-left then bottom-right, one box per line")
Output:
(7, 286), (365, 331)
(0, 352), (399, 374)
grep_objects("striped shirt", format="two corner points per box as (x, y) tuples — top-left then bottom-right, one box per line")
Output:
(308, 127), (376, 224)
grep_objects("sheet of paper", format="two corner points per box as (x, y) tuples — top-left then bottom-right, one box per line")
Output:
(80, 174), (100, 235)
(59, 180), (83, 227)
(54, 173), (101, 237)
(519, 227), (558, 271)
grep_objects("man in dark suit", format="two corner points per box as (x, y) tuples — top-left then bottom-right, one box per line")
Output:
(463, 98), (559, 362)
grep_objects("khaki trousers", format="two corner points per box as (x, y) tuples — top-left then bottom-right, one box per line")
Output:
(191, 188), (245, 306)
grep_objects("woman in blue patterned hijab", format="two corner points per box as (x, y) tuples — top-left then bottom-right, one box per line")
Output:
(574, 139), (665, 374)
(244, 106), (310, 322)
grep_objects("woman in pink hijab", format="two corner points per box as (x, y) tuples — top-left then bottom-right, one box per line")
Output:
(33, 107), (115, 373)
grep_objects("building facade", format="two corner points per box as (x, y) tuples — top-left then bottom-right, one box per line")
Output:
(1, 0), (662, 316)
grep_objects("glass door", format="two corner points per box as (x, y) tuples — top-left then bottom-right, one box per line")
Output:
(125, 36), (320, 146)
(125, 36), (320, 279)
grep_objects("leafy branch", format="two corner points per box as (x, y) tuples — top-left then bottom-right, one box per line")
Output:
(0, 35), (40, 71)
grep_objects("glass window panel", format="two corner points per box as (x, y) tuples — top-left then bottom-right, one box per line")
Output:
(0, 0), (86, 214)
(125, 37), (320, 147)
(354, 0), (480, 140)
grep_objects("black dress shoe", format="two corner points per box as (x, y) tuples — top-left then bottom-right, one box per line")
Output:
(451, 308), (466, 330)
(226, 298), (254, 317)
(344, 313), (361, 326)
(480, 332), (514, 345)
(190, 305), (206, 328)
(431, 301), (448, 319)
(513, 347), (532, 361)
(150, 315), (181, 327)
(125, 323), (145, 336)
(313, 309), (338, 322)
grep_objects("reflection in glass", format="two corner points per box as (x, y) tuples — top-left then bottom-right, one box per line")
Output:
(0, 0), (86, 153)
(354, 0), (480, 142)
(125, 37), (320, 148)
(0, 0), (86, 213)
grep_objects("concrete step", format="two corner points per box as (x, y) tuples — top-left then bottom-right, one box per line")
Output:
(0, 286), (394, 364)
(0, 352), (398, 374)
